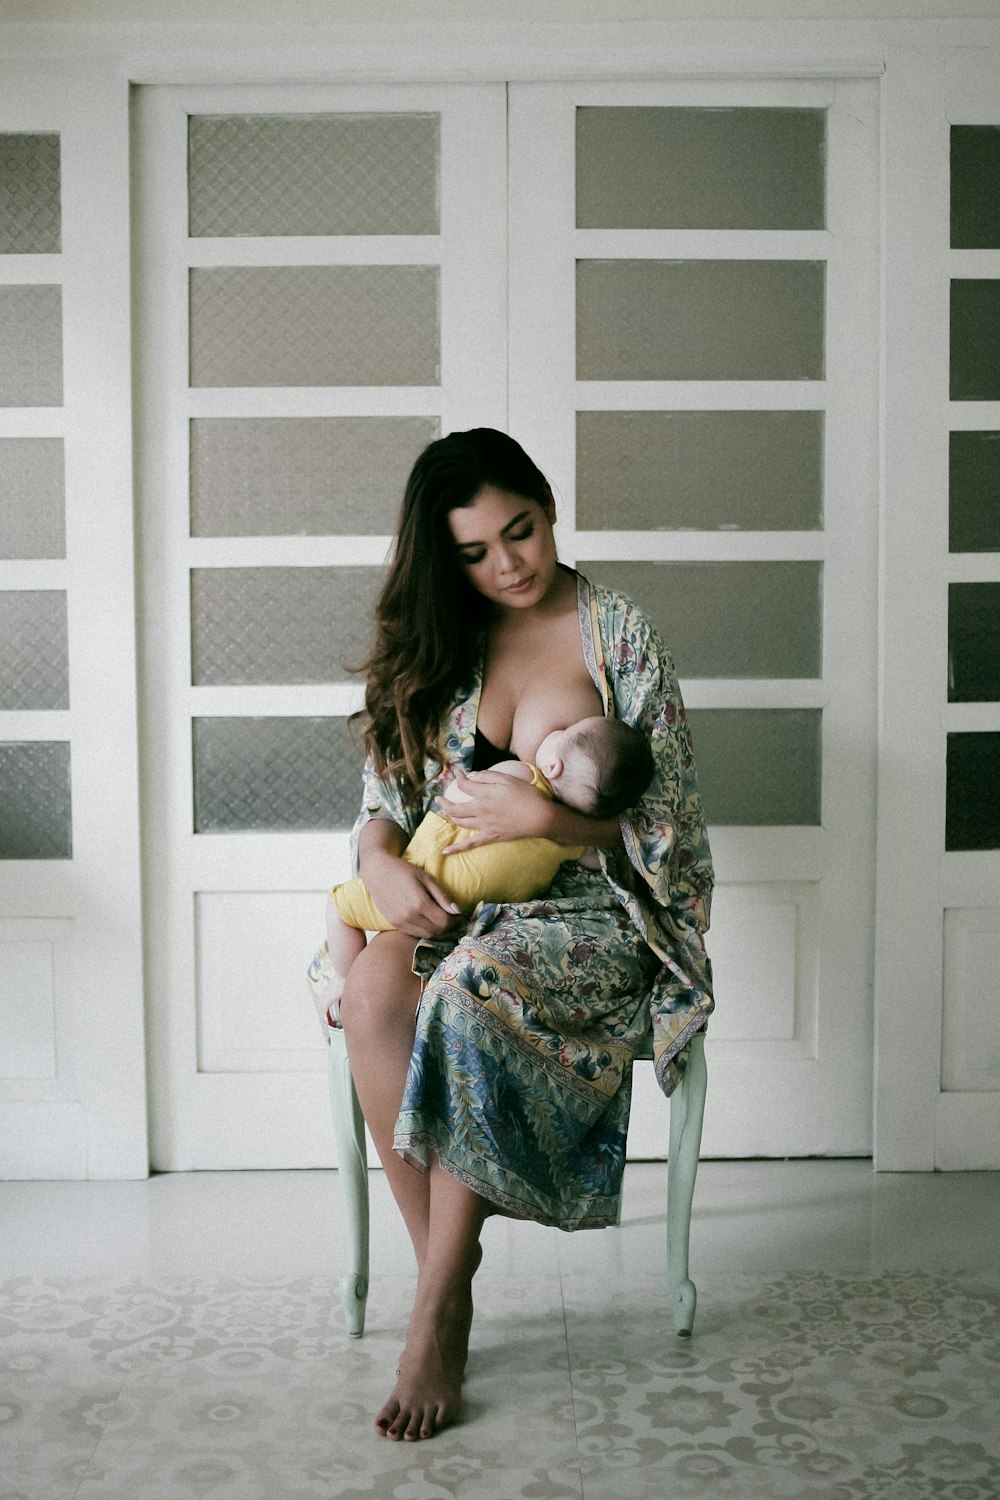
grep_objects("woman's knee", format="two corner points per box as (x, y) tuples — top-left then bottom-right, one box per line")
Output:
(339, 930), (421, 1034)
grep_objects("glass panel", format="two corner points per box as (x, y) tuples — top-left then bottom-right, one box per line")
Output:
(190, 417), (436, 537)
(577, 411), (823, 531)
(0, 438), (65, 557)
(951, 280), (1000, 401)
(0, 741), (71, 858)
(577, 261), (825, 382)
(950, 431), (1000, 553)
(0, 591), (68, 709)
(687, 709), (821, 826)
(0, 133), (60, 254)
(948, 583), (1000, 701)
(193, 717), (364, 833)
(190, 566), (382, 686)
(189, 266), (439, 388)
(577, 107), (825, 231)
(946, 732), (1000, 850)
(587, 561), (821, 678)
(951, 125), (1000, 249)
(0, 286), (62, 406)
(189, 113), (439, 237)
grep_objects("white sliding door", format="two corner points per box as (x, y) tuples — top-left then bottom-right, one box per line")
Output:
(0, 66), (144, 1177)
(136, 75), (881, 1168)
(509, 79), (881, 1157)
(134, 84), (508, 1169)
(878, 51), (1000, 1169)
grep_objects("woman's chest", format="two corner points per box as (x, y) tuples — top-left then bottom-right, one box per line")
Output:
(477, 612), (604, 759)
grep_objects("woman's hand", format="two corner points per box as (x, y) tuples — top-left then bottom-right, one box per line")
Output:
(358, 819), (462, 939)
(443, 769), (554, 852)
(362, 848), (463, 938)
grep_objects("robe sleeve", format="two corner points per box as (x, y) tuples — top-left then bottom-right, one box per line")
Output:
(596, 588), (715, 1097)
(346, 667), (478, 878)
(348, 753), (422, 878)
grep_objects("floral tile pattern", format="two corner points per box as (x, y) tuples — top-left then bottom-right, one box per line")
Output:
(564, 1269), (1000, 1499)
(1, 1268), (998, 1500)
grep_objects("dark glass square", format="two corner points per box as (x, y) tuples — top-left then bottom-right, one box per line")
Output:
(951, 125), (1000, 249)
(948, 583), (1000, 701)
(951, 281), (1000, 401)
(950, 431), (1000, 552)
(946, 732), (1000, 850)
(685, 708), (821, 826)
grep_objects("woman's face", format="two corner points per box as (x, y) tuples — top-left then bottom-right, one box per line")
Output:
(448, 485), (558, 611)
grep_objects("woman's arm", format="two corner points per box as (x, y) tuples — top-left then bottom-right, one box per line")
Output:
(357, 817), (462, 937)
(442, 768), (621, 853)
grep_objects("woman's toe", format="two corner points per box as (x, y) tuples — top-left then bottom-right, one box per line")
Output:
(375, 1399), (400, 1437)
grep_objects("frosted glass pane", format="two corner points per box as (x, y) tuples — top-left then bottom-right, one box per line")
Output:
(577, 411), (823, 531)
(951, 126), (1000, 249)
(193, 717), (364, 833)
(0, 438), (65, 557)
(0, 591), (68, 708)
(577, 261), (824, 382)
(949, 583), (1000, 702)
(950, 432), (1000, 553)
(189, 114), (438, 237)
(951, 280), (1000, 401)
(190, 417), (436, 536)
(0, 134), (60, 253)
(0, 742), (71, 858)
(588, 560), (821, 679)
(191, 566), (383, 686)
(946, 733), (1000, 850)
(0, 286), (62, 406)
(687, 709), (821, 826)
(577, 107), (825, 231)
(190, 266), (439, 388)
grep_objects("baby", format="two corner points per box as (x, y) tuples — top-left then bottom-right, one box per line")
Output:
(306, 715), (654, 1031)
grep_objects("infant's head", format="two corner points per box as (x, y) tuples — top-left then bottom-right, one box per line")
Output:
(535, 717), (654, 818)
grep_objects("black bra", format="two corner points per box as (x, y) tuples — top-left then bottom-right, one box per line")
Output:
(472, 726), (519, 771)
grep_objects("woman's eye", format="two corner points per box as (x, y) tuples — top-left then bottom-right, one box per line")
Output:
(509, 526), (533, 542)
(461, 550), (487, 566)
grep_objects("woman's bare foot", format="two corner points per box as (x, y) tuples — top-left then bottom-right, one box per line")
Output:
(376, 1286), (474, 1441)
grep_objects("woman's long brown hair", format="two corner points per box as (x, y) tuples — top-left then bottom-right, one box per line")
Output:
(355, 428), (553, 808)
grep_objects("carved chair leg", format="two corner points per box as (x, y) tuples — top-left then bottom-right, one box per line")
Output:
(666, 1031), (708, 1337)
(326, 1026), (370, 1337)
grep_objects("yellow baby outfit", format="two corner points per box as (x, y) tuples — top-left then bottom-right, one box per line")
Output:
(331, 764), (586, 930)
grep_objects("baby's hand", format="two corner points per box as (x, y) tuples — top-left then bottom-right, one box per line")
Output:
(440, 772), (476, 806)
(442, 768), (552, 852)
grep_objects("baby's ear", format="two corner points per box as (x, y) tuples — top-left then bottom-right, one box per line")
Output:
(543, 755), (564, 781)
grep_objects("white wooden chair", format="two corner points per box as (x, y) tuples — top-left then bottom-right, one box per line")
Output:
(325, 1023), (708, 1339)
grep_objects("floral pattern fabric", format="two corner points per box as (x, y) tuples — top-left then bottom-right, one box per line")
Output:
(350, 572), (714, 1229)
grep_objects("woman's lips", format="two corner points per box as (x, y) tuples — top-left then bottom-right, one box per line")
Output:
(504, 575), (534, 594)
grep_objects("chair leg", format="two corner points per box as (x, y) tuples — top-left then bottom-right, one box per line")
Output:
(667, 1030), (708, 1337)
(326, 1026), (370, 1337)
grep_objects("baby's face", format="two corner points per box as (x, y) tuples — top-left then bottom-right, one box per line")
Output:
(534, 726), (572, 777)
(535, 717), (605, 783)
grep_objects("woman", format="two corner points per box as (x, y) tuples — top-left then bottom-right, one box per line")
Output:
(338, 429), (714, 1442)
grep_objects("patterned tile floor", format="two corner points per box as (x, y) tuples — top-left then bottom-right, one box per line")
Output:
(2, 1162), (999, 1500)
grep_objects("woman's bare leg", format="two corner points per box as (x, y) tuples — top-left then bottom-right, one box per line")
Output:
(376, 1161), (488, 1440)
(339, 930), (430, 1263)
(339, 929), (488, 1439)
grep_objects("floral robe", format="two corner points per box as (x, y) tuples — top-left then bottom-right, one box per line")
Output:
(349, 573), (714, 1229)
